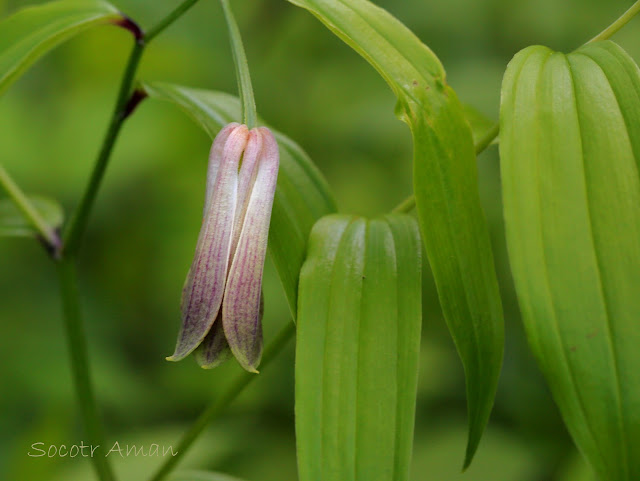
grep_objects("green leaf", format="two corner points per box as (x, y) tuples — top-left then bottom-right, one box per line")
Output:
(296, 213), (422, 481)
(168, 471), (247, 481)
(142, 82), (337, 316)
(0, 195), (63, 237)
(500, 40), (640, 481)
(286, 0), (504, 466)
(0, 0), (122, 95)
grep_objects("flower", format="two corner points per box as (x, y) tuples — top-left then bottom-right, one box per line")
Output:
(167, 123), (279, 372)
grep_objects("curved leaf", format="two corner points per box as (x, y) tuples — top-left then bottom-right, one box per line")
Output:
(142, 82), (337, 316)
(0, 0), (123, 95)
(286, 0), (504, 466)
(500, 40), (640, 481)
(0, 195), (63, 237)
(296, 213), (422, 481)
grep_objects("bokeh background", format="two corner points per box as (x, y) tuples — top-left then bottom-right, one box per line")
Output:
(1, 0), (638, 479)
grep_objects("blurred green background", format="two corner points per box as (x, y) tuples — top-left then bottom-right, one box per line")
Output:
(2, 0), (637, 479)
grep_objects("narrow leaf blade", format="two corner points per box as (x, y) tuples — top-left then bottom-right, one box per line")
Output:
(0, 0), (122, 95)
(142, 82), (337, 317)
(0, 195), (63, 237)
(296, 213), (422, 481)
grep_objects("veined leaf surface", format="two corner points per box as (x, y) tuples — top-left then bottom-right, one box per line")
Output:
(296, 213), (422, 481)
(0, 0), (123, 95)
(500, 40), (640, 481)
(286, 0), (504, 466)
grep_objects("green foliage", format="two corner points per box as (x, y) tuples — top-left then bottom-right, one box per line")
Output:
(500, 40), (640, 481)
(296, 213), (422, 481)
(286, 0), (504, 466)
(0, 0), (122, 95)
(142, 82), (337, 316)
(0, 195), (63, 237)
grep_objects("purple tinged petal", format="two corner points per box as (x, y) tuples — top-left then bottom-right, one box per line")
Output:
(222, 127), (279, 372)
(194, 311), (233, 369)
(204, 122), (240, 217)
(168, 124), (249, 361)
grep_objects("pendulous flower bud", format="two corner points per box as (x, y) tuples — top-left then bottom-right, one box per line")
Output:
(167, 123), (279, 372)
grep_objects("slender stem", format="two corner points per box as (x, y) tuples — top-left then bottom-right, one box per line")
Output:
(474, 122), (499, 156)
(63, 0), (203, 255)
(588, 0), (640, 43)
(58, 258), (116, 481)
(0, 163), (61, 252)
(391, 194), (417, 214)
(392, 123), (500, 214)
(146, 0), (200, 42)
(147, 321), (296, 481)
(62, 40), (145, 255)
(220, 0), (258, 128)
(52, 4), (202, 481)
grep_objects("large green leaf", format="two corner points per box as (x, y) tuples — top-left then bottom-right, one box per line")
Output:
(0, 0), (122, 95)
(286, 0), (504, 466)
(296, 213), (422, 481)
(0, 195), (63, 237)
(500, 40), (640, 481)
(142, 82), (337, 316)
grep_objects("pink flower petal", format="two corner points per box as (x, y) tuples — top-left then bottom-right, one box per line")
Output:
(168, 124), (249, 361)
(222, 127), (279, 372)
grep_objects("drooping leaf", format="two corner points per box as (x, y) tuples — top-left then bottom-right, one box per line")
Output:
(286, 0), (504, 466)
(296, 213), (422, 481)
(0, 195), (63, 237)
(0, 0), (123, 95)
(142, 82), (337, 316)
(500, 40), (640, 481)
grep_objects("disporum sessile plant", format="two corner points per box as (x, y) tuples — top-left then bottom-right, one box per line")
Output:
(168, 123), (279, 372)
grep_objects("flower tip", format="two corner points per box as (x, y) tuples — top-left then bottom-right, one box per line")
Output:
(234, 354), (262, 373)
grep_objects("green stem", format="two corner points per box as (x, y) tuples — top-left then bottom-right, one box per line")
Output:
(0, 163), (61, 252)
(62, 40), (144, 255)
(391, 194), (417, 215)
(58, 258), (116, 481)
(53, 4), (202, 481)
(146, 0), (200, 42)
(588, 0), (640, 43)
(63, 0), (202, 255)
(473, 122), (500, 156)
(147, 321), (296, 481)
(392, 123), (500, 214)
(220, 0), (258, 128)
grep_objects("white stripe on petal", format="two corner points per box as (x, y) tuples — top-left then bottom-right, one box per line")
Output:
(168, 124), (249, 361)
(222, 127), (279, 372)
(229, 129), (263, 266)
